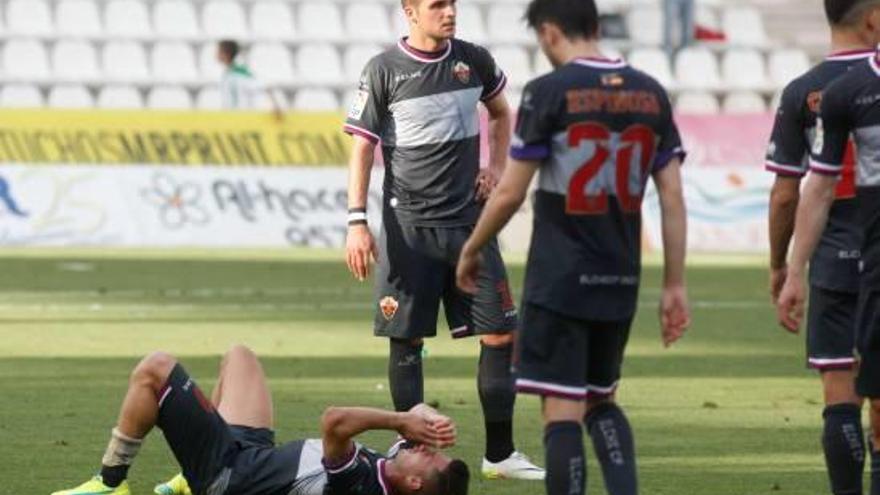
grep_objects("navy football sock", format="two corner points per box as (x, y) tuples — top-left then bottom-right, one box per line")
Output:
(478, 342), (516, 462)
(870, 436), (880, 495)
(586, 402), (637, 495)
(388, 339), (423, 412)
(544, 421), (585, 495)
(822, 403), (865, 495)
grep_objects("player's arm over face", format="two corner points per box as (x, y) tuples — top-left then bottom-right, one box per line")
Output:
(320, 406), (457, 464)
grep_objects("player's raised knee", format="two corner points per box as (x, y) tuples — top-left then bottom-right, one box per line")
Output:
(480, 333), (513, 346)
(132, 351), (177, 386)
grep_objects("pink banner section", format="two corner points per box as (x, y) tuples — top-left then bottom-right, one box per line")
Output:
(676, 114), (775, 168)
(473, 112), (775, 169)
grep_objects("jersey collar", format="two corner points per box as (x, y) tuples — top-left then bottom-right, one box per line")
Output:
(870, 53), (880, 77)
(572, 56), (627, 70)
(826, 48), (875, 61)
(398, 37), (452, 63)
(377, 459), (391, 495)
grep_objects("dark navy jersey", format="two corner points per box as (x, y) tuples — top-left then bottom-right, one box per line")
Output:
(322, 443), (388, 495)
(511, 57), (685, 321)
(344, 38), (506, 227)
(765, 49), (871, 292)
(811, 54), (880, 287)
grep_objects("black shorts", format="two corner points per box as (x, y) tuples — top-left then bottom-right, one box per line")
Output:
(157, 365), (303, 495)
(374, 218), (517, 339)
(806, 286), (858, 371)
(514, 303), (632, 400)
(856, 288), (880, 398)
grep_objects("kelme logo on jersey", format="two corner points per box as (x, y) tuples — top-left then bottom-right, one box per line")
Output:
(453, 61), (471, 84)
(379, 296), (399, 321)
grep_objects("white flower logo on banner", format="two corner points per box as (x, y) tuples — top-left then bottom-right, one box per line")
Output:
(141, 173), (210, 229)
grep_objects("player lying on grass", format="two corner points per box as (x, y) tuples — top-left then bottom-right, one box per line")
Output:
(51, 345), (469, 495)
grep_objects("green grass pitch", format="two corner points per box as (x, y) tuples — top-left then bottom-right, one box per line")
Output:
(0, 249), (846, 494)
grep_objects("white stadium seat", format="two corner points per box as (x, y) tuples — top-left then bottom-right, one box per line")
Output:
(344, 44), (384, 81)
(455, 4), (488, 44)
(492, 45), (533, 87)
(97, 85), (144, 109)
(199, 43), (224, 80)
(628, 48), (674, 87)
(0, 84), (44, 107)
(195, 86), (222, 109)
(48, 85), (94, 108)
(674, 47), (720, 90)
(487, 5), (531, 43)
(627, 7), (663, 46)
(769, 49), (810, 87)
(722, 91), (766, 114)
(722, 7), (767, 47)
(56, 0), (102, 37)
(104, 0), (152, 38)
(695, 4), (719, 30)
(147, 86), (192, 109)
(292, 88), (339, 111)
(6, 0), (53, 36)
(3, 40), (51, 81)
(250, 1), (296, 41)
(345, 3), (391, 42)
(53, 41), (101, 82)
(151, 42), (199, 83)
(721, 49), (768, 90)
(298, 3), (344, 41)
(676, 92), (719, 114)
(103, 41), (150, 83)
(296, 44), (344, 85)
(258, 89), (289, 111)
(154, 0), (200, 39)
(202, 0), (249, 39)
(248, 43), (295, 84)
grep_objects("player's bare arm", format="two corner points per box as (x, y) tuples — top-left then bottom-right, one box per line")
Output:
(457, 159), (538, 293)
(777, 173), (837, 333)
(652, 158), (690, 347)
(477, 94), (513, 201)
(768, 176), (801, 303)
(345, 135), (378, 282)
(321, 406), (457, 463)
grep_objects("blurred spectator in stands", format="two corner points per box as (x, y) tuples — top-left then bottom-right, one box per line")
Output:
(663, 0), (694, 55)
(217, 40), (283, 120)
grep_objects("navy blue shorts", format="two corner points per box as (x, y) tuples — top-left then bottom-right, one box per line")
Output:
(806, 286), (858, 371)
(374, 217), (517, 339)
(514, 303), (632, 401)
(857, 288), (880, 398)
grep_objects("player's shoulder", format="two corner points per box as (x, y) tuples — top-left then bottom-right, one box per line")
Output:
(826, 57), (875, 93)
(621, 64), (672, 96)
(450, 37), (495, 64)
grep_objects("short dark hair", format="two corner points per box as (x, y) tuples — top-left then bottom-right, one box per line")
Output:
(218, 39), (240, 59)
(525, 0), (600, 39)
(426, 459), (470, 495)
(825, 0), (880, 26)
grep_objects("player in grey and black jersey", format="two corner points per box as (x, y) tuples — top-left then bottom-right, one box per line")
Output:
(343, 0), (543, 481)
(779, 3), (880, 493)
(457, 1), (689, 494)
(767, 2), (877, 493)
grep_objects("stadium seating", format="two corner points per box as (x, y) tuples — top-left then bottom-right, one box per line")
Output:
(298, 2), (344, 41)
(0, 84), (44, 107)
(345, 3), (393, 42)
(48, 85), (94, 108)
(202, 0), (249, 40)
(147, 86), (192, 109)
(56, 0), (103, 37)
(96, 85), (144, 109)
(722, 91), (767, 113)
(6, 0), (54, 36)
(0, 0), (813, 112)
(292, 88), (339, 111)
(153, 0), (200, 39)
(676, 92), (720, 114)
(103, 41), (150, 83)
(195, 86), (222, 110)
(104, 0), (153, 39)
(250, 1), (296, 41)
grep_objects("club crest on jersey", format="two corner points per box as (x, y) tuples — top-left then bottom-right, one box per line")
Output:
(379, 296), (399, 321)
(807, 91), (822, 113)
(453, 61), (471, 83)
